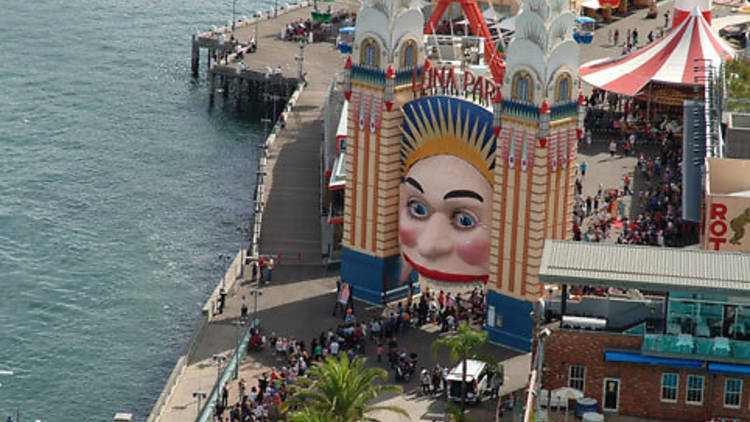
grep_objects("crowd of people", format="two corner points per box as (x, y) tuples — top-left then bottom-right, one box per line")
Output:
(217, 285), (491, 420)
(573, 94), (700, 248)
(214, 350), (301, 422)
(281, 9), (354, 43)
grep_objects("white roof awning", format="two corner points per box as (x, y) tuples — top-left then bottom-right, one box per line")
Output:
(336, 100), (348, 140)
(328, 152), (346, 190)
(539, 240), (750, 296)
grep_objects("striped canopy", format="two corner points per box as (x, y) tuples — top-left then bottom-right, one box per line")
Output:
(579, 8), (735, 96)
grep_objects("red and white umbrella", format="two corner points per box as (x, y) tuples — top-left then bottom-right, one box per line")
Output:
(579, 8), (735, 96)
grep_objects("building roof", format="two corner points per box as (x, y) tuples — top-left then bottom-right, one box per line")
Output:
(539, 240), (750, 296)
(579, 9), (735, 96)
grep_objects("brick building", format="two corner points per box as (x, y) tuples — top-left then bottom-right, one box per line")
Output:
(544, 330), (750, 421)
(536, 241), (750, 421)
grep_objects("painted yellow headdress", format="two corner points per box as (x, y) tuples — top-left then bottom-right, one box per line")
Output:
(400, 97), (496, 184)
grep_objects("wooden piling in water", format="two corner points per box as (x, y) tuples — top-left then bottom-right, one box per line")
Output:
(208, 70), (215, 104)
(191, 34), (199, 77)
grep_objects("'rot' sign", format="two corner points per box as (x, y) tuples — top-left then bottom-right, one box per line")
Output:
(707, 203), (728, 250)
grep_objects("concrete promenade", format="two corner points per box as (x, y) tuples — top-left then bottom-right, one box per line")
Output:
(150, 5), (345, 421)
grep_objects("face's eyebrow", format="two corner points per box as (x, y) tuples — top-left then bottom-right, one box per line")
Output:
(443, 190), (483, 202)
(404, 177), (424, 193)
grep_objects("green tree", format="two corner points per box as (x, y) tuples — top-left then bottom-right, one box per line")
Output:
(287, 408), (334, 422)
(431, 321), (490, 415)
(726, 58), (750, 112)
(282, 355), (409, 422)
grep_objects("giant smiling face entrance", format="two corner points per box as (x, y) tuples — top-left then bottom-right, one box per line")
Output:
(399, 96), (496, 284)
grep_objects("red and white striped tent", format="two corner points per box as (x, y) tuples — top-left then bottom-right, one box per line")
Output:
(579, 8), (735, 96)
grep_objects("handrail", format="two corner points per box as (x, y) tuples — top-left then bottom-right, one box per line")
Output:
(195, 319), (259, 422)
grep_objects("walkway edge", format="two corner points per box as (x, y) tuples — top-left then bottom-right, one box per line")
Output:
(146, 81), (306, 422)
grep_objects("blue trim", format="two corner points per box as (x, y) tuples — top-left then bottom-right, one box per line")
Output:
(485, 291), (533, 352)
(502, 100), (539, 117)
(708, 362), (750, 376)
(550, 101), (578, 120)
(604, 351), (704, 369)
(340, 248), (418, 304)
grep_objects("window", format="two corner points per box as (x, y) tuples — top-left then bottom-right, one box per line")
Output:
(555, 74), (571, 104)
(401, 40), (417, 69)
(569, 365), (585, 391)
(686, 375), (704, 405)
(360, 38), (379, 68)
(661, 373), (678, 403)
(512, 72), (533, 103)
(724, 378), (742, 408)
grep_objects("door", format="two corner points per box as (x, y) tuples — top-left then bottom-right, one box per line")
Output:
(603, 378), (620, 411)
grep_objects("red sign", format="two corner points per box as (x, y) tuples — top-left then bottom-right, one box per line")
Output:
(707, 202), (728, 250)
(412, 64), (498, 105)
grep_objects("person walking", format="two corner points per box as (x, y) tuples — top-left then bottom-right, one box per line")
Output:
(221, 383), (229, 408)
(258, 255), (265, 283)
(218, 287), (227, 314)
(608, 29), (613, 45)
(664, 10), (670, 28)
(609, 140), (617, 157)
(432, 365), (442, 394)
(624, 174), (631, 196)
(626, 28), (631, 46)
(265, 256), (274, 285)
(632, 28), (639, 46)
(420, 367), (431, 395)
(241, 295), (248, 319)
(579, 161), (588, 179)
(614, 29), (619, 45)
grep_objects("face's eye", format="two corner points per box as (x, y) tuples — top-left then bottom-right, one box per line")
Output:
(452, 211), (476, 229)
(407, 199), (429, 219)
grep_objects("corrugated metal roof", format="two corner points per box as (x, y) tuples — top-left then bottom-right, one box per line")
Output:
(539, 240), (750, 295)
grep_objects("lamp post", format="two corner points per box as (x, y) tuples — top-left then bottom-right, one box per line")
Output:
(192, 392), (207, 417)
(212, 354), (227, 388)
(232, 0), (237, 32)
(296, 39), (306, 82)
(250, 289), (263, 327)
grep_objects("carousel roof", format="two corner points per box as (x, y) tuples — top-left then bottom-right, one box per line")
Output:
(579, 8), (735, 96)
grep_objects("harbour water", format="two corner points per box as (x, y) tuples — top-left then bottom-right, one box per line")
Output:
(0, 0), (278, 420)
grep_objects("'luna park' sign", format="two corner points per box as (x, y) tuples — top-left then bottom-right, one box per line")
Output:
(412, 64), (498, 104)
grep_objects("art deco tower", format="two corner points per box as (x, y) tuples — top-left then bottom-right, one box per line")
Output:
(486, 0), (583, 351)
(340, 0), (425, 304)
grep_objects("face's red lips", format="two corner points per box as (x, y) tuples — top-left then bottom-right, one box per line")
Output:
(402, 253), (488, 283)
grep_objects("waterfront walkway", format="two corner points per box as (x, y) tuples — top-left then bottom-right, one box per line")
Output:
(154, 5), (346, 421)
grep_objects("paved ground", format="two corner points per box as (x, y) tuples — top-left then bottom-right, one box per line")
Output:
(224, 282), (523, 421)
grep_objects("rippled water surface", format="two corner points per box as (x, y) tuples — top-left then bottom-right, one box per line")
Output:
(0, 0), (275, 419)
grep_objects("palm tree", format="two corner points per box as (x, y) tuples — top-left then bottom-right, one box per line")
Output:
(282, 355), (409, 422)
(287, 408), (334, 422)
(431, 321), (489, 414)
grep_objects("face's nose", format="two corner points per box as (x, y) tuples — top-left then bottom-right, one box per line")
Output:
(416, 213), (453, 260)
